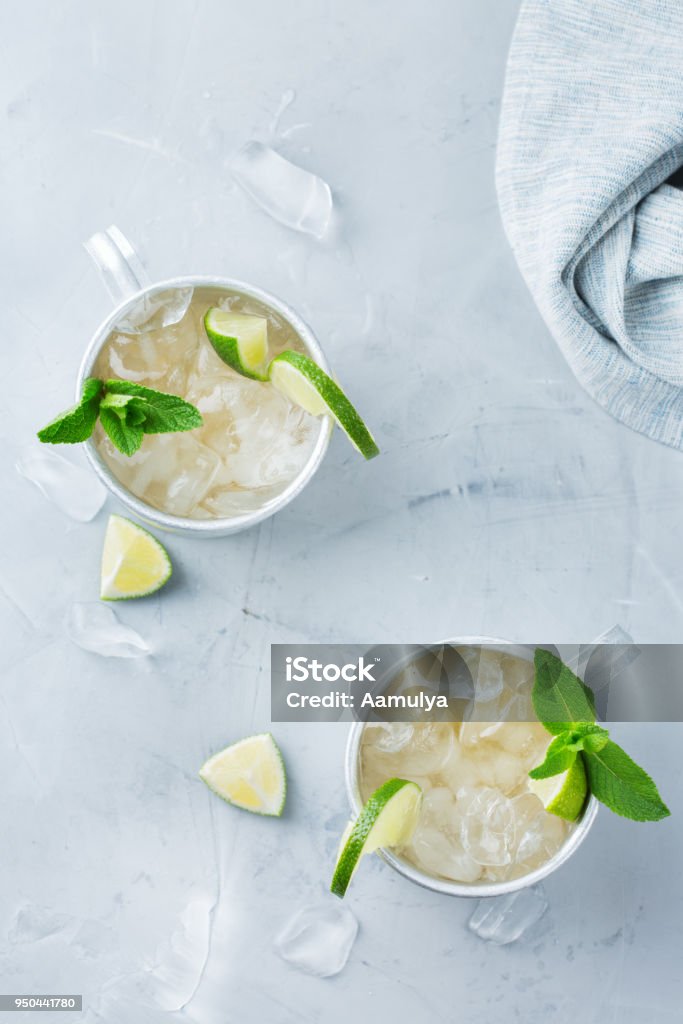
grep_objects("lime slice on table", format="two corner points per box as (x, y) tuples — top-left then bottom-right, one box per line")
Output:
(269, 350), (380, 460)
(199, 733), (286, 816)
(330, 778), (422, 897)
(100, 514), (172, 600)
(204, 308), (269, 380)
(528, 756), (588, 821)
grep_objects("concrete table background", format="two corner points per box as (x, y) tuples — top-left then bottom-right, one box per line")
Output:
(1, 1), (681, 1020)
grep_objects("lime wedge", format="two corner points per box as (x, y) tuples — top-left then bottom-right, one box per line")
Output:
(199, 733), (286, 816)
(269, 350), (380, 460)
(204, 308), (269, 380)
(331, 778), (422, 897)
(528, 756), (588, 821)
(100, 514), (172, 600)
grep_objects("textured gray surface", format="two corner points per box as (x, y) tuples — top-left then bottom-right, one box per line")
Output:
(1, 2), (681, 1021)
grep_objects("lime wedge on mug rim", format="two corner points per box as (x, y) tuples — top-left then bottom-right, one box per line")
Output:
(528, 756), (588, 821)
(269, 350), (379, 459)
(331, 778), (422, 897)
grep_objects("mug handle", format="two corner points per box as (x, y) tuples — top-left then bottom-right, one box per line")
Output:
(83, 225), (150, 304)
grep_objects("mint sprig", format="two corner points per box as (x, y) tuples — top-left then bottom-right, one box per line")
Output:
(104, 380), (202, 435)
(37, 378), (202, 457)
(529, 649), (670, 822)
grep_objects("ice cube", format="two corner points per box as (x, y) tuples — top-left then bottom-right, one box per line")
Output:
(8, 905), (72, 945)
(407, 826), (482, 884)
(457, 787), (515, 867)
(407, 785), (484, 883)
(200, 486), (282, 517)
(363, 721), (415, 754)
(593, 625), (633, 645)
(493, 722), (549, 759)
(231, 141), (333, 239)
(498, 688), (535, 723)
(502, 654), (534, 692)
(275, 899), (358, 977)
(467, 885), (548, 945)
(474, 654), (505, 702)
(511, 793), (567, 871)
(439, 738), (489, 792)
(115, 287), (194, 334)
(185, 372), (318, 495)
(67, 602), (151, 658)
(98, 433), (222, 518)
(146, 898), (212, 1012)
(379, 723), (455, 775)
(16, 446), (106, 522)
(460, 721), (504, 749)
(471, 748), (528, 794)
(439, 646), (476, 700)
(420, 786), (458, 824)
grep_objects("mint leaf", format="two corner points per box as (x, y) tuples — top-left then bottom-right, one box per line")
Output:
(37, 378), (103, 444)
(101, 393), (135, 415)
(99, 404), (143, 456)
(573, 724), (610, 753)
(125, 399), (149, 427)
(105, 380), (202, 434)
(528, 733), (577, 780)
(585, 740), (670, 821)
(533, 649), (596, 734)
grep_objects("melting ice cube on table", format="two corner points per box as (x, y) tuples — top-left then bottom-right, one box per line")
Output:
(16, 446), (106, 522)
(8, 905), (73, 945)
(67, 602), (151, 658)
(468, 885), (549, 945)
(275, 900), (358, 977)
(231, 141), (333, 239)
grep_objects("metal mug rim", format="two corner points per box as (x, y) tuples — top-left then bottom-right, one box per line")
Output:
(77, 274), (333, 537)
(344, 637), (599, 898)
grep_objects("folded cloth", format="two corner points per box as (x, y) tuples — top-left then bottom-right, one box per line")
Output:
(497, 0), (683, 449)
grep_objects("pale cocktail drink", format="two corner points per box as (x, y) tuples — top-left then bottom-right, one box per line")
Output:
(359, 647), (574, 884)
(92, 287), (320, 518)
